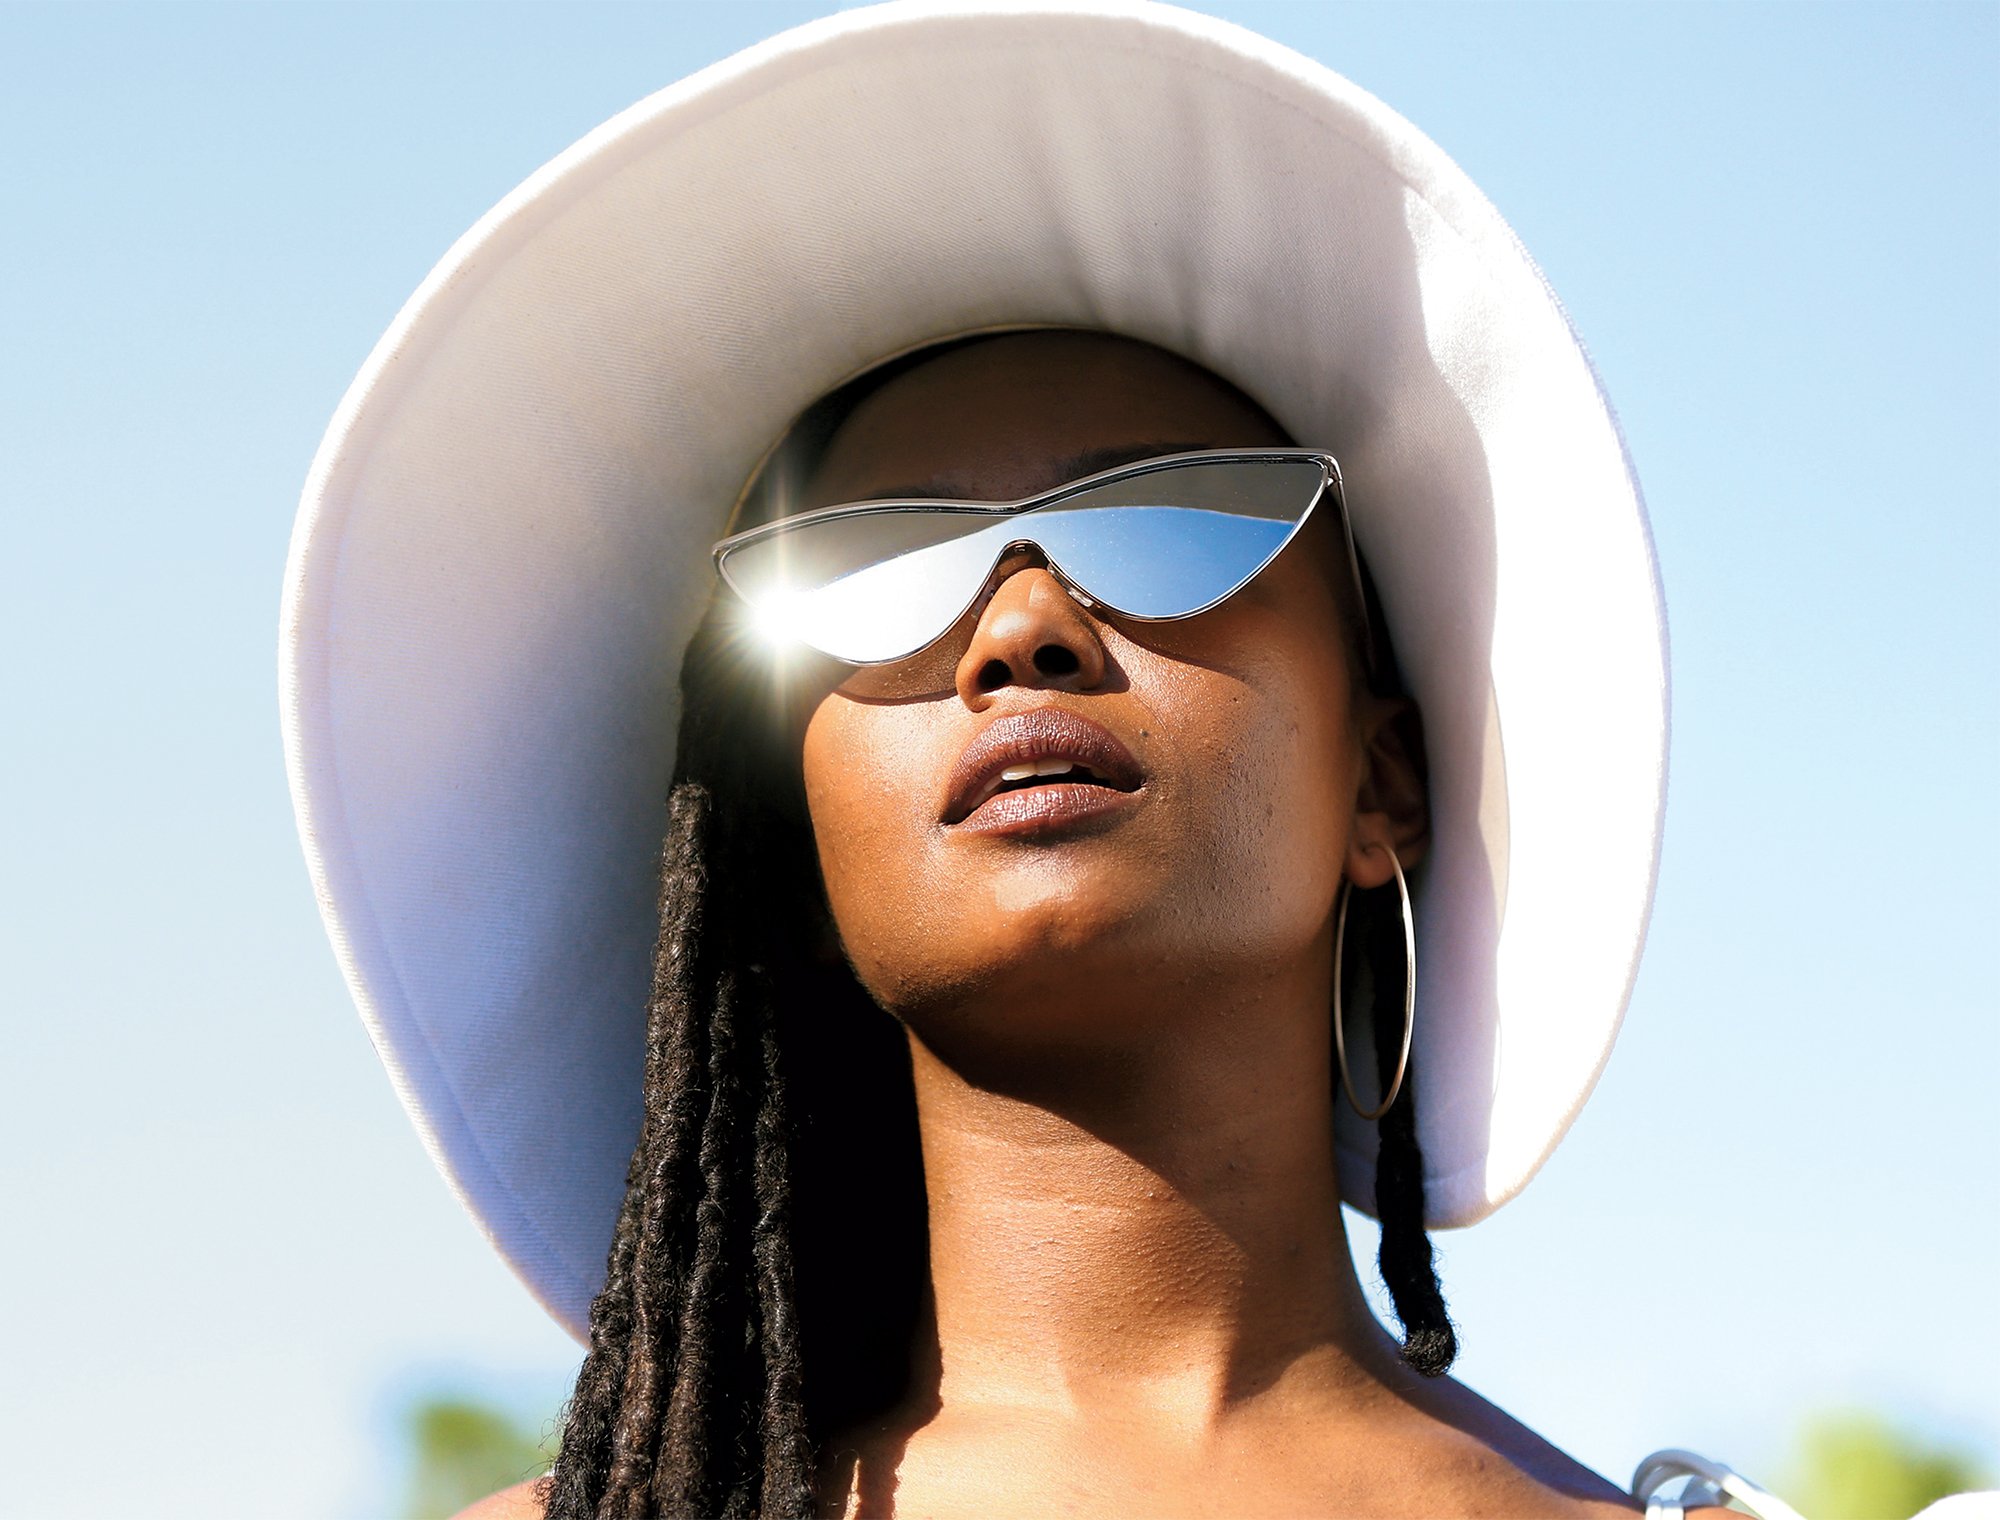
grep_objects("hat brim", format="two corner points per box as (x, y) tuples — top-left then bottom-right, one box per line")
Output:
(280, 0), (1667, 1341)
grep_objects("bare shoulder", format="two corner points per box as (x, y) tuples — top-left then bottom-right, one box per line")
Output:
(1407, 1390), (1776, 1520)
(1389, 1373), (1641, 1514)
(449, 1477), (548, 1520)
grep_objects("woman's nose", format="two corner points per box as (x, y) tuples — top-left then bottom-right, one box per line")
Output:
(954, 556), (1109, 705)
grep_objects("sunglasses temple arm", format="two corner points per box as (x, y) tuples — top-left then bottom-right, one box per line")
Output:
(1326, 476), (1380, 685)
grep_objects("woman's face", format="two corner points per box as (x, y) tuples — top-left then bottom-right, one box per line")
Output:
(795, 332), (1404, 1055)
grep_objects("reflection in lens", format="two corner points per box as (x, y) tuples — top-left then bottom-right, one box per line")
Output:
(1038, 456), (1323, 616)
(1032, 507), (1292, 617)
(720, 457), (1325, 663)
(753, 528), (1003, 664)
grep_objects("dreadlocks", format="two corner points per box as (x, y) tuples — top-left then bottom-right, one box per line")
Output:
(1341, 867), (1460, 1381)
(543, 583), (1454, 1517)
(541, 605), (926, 1518)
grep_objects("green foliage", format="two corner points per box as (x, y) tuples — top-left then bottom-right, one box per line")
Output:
(1782, 1410), (1993, 1520)
(401, 1394), (555, 1520)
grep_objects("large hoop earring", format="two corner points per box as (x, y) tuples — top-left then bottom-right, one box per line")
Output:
(1333, 842), (1416, 1122)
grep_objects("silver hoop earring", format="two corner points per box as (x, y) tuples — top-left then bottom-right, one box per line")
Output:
(1333, 842), (1415, 1123)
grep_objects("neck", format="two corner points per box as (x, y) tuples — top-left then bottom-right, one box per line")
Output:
(901, 955), (1399, 1432)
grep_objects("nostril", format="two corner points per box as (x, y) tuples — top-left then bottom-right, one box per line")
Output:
(976, 657), (1012, 692)
(1033, 644), (1080, 677)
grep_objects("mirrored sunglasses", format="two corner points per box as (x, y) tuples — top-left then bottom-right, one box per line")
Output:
(712, 448), (1370, 668)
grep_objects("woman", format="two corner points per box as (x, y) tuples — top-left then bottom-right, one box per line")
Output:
(539, 324), (1648, 1518)
(281, 4), (1771, 1515)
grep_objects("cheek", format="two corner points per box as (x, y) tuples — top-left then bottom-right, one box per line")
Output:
(1154, 654), (1354, 954)
(799, 698), (949, 1005)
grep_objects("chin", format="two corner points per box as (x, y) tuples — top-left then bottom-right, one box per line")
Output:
(856, 900), (1221, 1065)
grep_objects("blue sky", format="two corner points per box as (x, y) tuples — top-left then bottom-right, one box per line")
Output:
(1, 3), (1994, 1515)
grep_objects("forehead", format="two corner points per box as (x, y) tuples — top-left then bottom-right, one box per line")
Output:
(804, 331), (1290, 508)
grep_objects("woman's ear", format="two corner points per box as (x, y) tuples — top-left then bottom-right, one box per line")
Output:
(1344, 695), (1430, 888)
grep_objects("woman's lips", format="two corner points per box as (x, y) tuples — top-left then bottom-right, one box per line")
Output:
(952, 777), (1141, 836)
(943, 707), (1145, 833)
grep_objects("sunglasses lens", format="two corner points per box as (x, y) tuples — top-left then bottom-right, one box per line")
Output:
(722, 507), (1006, 663)
(719, 456), (1327, 663)
(1022, 457), (1325, 617)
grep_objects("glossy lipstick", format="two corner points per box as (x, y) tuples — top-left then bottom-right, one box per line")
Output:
(943, 708), (1144, 837)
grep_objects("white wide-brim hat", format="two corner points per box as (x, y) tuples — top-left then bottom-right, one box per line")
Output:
(280, 0), (1667, 1342)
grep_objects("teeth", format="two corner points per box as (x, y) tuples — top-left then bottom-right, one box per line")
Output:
(999, 759), (1078, 783)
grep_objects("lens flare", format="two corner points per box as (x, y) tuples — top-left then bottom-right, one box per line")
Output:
(749, 588), (809, 648)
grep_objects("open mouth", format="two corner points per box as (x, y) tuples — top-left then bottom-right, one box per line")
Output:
(964, 757), (1135, 820)
(988, 758), (1118, 796)
(953, 756), (1144, 835)
(942, 708), (1147, 827)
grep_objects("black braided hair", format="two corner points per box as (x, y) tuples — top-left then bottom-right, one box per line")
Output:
(1337, 876), (1458, 1379)
(542, 605), (926, 1518)
(1344, 552), (1458, 1380)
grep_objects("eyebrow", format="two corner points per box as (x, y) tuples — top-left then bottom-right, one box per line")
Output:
(851, 441), (1216, 504)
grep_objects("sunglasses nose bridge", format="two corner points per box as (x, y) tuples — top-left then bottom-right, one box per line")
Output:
(974, 537), (1095, 609)
(955, 545), (1110, 701)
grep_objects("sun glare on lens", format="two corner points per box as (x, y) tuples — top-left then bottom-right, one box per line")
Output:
(751, 589), (808, 648)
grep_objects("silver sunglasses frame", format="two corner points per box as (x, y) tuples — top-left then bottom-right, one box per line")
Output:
(710, 447), (1373, 671)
